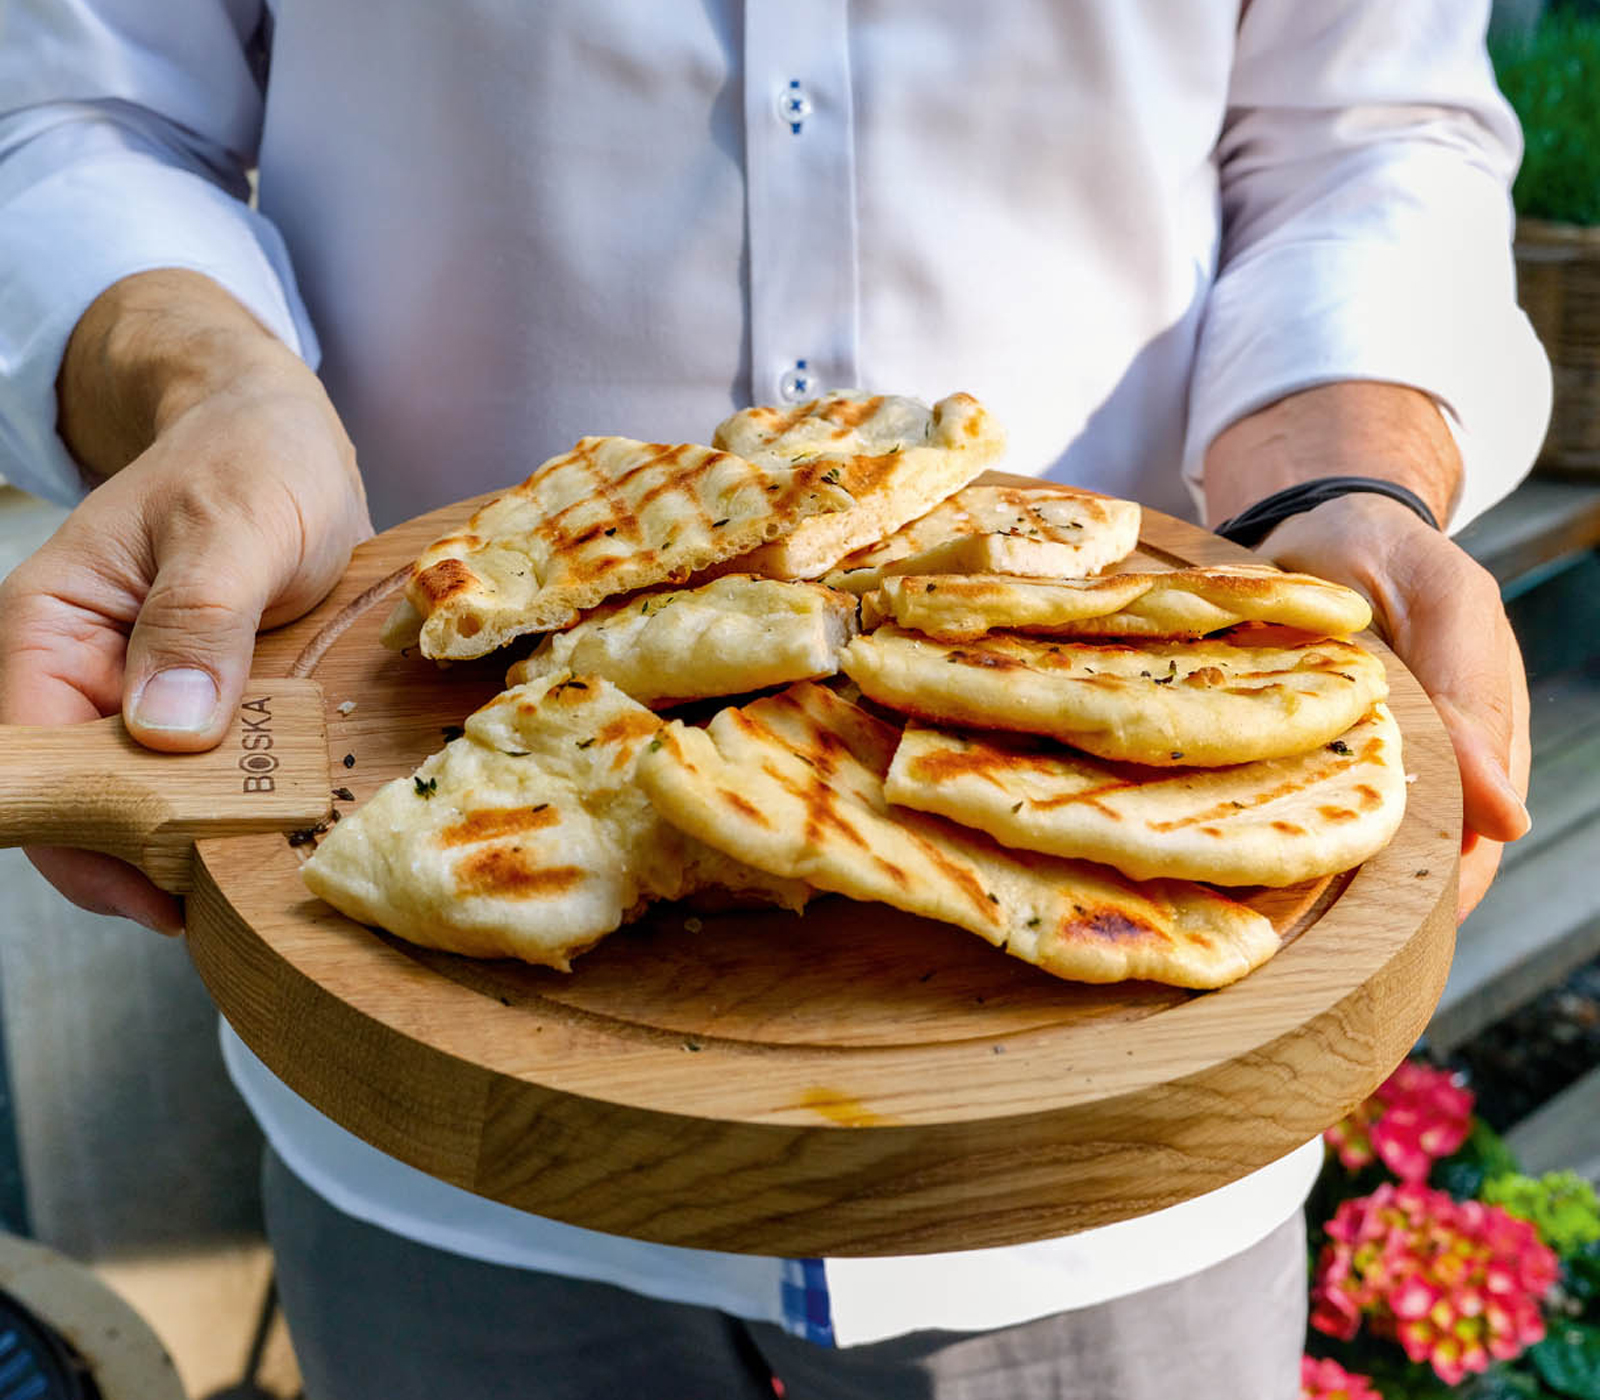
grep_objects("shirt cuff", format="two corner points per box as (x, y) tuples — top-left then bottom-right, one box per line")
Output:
(1182, 239), (1552, 533)
(0, 154), (319, 504)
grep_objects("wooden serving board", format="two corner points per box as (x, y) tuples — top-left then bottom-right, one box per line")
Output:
(180, 488), (1460, 1257)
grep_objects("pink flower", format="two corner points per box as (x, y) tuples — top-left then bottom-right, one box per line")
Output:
(1299, 1354), (1383, 1400)
(1310, 1182), (1559, 1384)
(1325, 1061), (1474, 1182)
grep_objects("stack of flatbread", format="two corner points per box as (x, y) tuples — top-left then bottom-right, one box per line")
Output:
(304, 390), (1405, 990)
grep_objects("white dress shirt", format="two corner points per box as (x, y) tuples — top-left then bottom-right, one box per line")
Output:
(0, 0), (1550, 1347)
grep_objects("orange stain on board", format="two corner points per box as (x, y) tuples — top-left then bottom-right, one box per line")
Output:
(796, 1087), (900, 1127)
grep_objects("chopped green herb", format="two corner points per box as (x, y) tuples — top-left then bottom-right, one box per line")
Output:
(711, 518), (730, 529)
(925, 582), (938, 593)
(604, 527), (617, 537)
(503, 750), (530, 757)
(821, 466), (843, 486)
(531, 803), (549, 814)
(1170, 751), (1184, 761)
(413, 776), (438, 799)
(1327, 739), (1352, 755)
(332, 786), (355, 803)
(1026, 917), (1041, 928)
(647, 737), (663, 753)
(576, 737), (596, 750)
(985, 891), (999, 904)
(1011, 800), (1024, 814)
(342, 753), (356, 769)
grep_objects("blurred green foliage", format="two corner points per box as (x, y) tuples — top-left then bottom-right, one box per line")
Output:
(1492, 7), (1600, 225)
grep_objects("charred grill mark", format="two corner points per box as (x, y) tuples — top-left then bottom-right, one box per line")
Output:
(1318, 807), (1358, 823)
(454, 849), (584, 899)
(439, 806), (561, 847)
(905, 746), (1063, 791)
(1273, 820), (1308, 834)
(874, 855), (911, 888)
(1353, 783), (1384, 810)
(414, 558), (479, 606)
(1147, 763), (1344, 831)
(595, 713), (663, 750)
(818, 394), (883, 430)
(901, 826), (1000, 922)
(1064, 906), (1164, 945)
(721, 790), (773, 828)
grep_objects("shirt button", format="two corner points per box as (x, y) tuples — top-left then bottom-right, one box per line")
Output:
(777, 80), (812, 132)
(778, 361), (816, 403)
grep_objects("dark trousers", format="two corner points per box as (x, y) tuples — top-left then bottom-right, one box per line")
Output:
(263, 1147), (1306, 1400)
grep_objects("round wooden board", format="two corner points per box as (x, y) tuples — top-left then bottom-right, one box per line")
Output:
(186, 485), (1461, 1256)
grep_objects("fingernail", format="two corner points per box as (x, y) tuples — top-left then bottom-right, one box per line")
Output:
(1504, 786), (1532, 840)
(130, 668), (221, 734)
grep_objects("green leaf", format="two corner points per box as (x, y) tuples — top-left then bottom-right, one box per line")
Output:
(1530, 1321), (1600, 1399)
(1492, 9), (1600, 225)
(1434, 1118), (1522, 1201)
(1566, 1242), (1600, 1313)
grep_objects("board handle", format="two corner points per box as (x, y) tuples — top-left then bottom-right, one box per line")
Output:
(0, 678), (331, 892)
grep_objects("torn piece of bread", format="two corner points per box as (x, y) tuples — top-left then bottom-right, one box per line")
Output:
(384, 436), (857, 660)
(824, 484), (1140, 594)
(840, 625), (1389, 766)
(505, 576), (858, 708)
(634, 683), (1279, 989)
(865, 566), (1372, 643)
(300, 672), (807, 969)
(711, 392), (1005, 579)
(884, 706), (1406, 887)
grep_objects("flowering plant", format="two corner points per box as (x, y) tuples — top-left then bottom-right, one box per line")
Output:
(1302, 1058), (1600, 1400)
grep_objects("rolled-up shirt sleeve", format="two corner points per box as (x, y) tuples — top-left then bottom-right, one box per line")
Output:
(0, 0), (317, 505)
(1184, 0), (1552, 530)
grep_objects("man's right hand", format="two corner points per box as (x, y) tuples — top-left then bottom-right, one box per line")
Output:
(0, 269), (372, 933)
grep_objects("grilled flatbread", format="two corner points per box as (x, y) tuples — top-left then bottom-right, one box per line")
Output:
(300, 673), (807, 969)
(865, 566), (1372, 643)
(383, 436), (857, 660)
(840, 625), (1388, 766)
(635, 683), (1280, 988)
(711, 392), (1004, 579)
(824, 484), (1140, 594)
(885, 707), (1405, 887)
(505, 576), (858, 708)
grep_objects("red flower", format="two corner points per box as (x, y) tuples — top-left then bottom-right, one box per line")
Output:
(1325, 1061), (1474, 1182)
(1310, 1183), (1558, 1385)
(1300, 1354), (1382, 1400)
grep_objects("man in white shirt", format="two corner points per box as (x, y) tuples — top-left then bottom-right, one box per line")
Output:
(0, 2), (1545, 1396)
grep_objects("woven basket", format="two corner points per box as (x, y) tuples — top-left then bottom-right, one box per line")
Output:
(1516, 217), (1600, 475)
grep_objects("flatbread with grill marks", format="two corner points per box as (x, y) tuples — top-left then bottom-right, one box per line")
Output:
(711, 392), (1005, 579)
(300, 672), (807, 969)
(864, 566), (1372, 643)
(383, 436), (857, 660)
(634, 682), (1280, 988)
(824, 484), (1140, 594)
(884, 706), (1405, 886)
(504, 576), (858, 708)
(840, 624), (1388, 766)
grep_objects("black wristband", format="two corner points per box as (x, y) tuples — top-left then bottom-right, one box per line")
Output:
(1213, 476), (1442, 548)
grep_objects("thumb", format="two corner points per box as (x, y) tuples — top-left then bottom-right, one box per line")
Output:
(122, 552), (270, 752)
